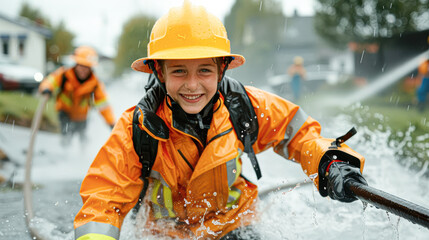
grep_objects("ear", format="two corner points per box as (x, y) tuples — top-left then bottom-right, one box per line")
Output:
(154, 61), (165, 82)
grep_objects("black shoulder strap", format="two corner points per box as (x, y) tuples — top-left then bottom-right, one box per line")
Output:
(132, 107), (159, 210)
(219, 76), (261, 179)
(132, 82), (168, 213)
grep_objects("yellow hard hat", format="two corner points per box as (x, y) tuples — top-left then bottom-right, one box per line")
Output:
(72, 46), (98, 67)
(131, 0), (245, 73)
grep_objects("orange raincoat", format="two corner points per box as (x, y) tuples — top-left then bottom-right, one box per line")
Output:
(74, 86), (364, 240)
(39, 67), (115, 125)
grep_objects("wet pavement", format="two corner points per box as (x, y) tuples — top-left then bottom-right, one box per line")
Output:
(0, 180), (82, 240)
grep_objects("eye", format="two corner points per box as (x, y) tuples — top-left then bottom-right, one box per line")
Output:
(172, 69), (185, 73)
(199, 67), (215, 75)
(170, 69), (186, 76)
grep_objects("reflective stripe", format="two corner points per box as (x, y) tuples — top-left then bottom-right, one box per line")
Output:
(150, 170), (170, 188)
(80, 98), (90, 107)
(76, 233), (116, 240)
(278, 108), (308, 159)
(75, 222), (119, 240)
(48, 75), (62, 95)
(94, 99), (108, 108)
(150, 179), (176, 219)
(59, 94), (73, 107)
(226, 186), (242, 208)
(226, 149), (242, 187)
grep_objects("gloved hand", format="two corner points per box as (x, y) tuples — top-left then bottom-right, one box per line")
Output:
(41, 89), (52, 96)
(325, 160), (367, 203)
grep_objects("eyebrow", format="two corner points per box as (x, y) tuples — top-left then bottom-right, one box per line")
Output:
(167, 63), (216, 68)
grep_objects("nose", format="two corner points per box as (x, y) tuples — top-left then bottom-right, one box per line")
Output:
(185, 73), (199, 91)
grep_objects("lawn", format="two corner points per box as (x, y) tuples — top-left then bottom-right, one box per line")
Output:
(0, 91), (59, 132)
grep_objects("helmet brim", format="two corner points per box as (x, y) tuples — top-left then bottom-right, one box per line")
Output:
(131, 47), (245, 73)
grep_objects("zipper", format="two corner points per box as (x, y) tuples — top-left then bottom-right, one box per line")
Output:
(207, 128), (233, 145)
(178, 149), (194, 171)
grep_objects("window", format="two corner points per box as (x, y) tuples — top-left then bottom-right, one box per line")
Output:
(0, 34), (10, 55)
(18, 34), (27, 56)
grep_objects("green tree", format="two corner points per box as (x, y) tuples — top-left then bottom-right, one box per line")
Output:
(114, 15), (156, 76)
(19, 3), (75, 65)
(314, 0), (429, 47)
(47, 21), (75, 65)
(224, 0), (285, 85)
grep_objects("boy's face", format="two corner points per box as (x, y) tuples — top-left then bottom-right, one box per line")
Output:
(160, 58), (219, 114)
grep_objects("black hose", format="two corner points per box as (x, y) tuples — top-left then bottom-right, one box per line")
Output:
(347, 179), (429, 229)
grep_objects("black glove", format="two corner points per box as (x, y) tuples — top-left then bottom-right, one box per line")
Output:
(326, 161), (367, 203)
(41, 89), (52, 96)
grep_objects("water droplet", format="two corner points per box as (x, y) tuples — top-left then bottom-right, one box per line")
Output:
(260, 113), (264, 118)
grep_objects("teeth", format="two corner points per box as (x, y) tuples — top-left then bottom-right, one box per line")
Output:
(183, 94), (201, 100)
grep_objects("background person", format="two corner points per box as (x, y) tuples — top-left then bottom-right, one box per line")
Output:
(39, 46), (115, 145)
(287, 56), (306, 101)
(416, 58), (429, 112)
(73, 2), (367, 240)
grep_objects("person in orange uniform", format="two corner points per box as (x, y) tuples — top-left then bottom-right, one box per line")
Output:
(74, 1), (367, 239)
(39, 46), (115, 145)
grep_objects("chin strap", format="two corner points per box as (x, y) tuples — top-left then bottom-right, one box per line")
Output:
(218, 57), (233, 85)
(145, 60), (167, 94)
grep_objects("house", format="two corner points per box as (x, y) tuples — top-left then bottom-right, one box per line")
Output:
(0, 13), (51, 74)
(276, 12), (353, 77)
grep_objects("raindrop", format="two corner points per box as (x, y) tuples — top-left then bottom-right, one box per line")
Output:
(260, 113), (264, 118)
(333, 155), (337, 159)
(213, 192), (217, 196)
(360, 50), (365, 63)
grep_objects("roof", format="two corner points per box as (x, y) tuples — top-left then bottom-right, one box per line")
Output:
(282, 16), (321, 47)
(0, 12), (52, 38)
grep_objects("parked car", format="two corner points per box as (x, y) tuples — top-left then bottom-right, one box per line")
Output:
(305, 64), (340, 85)
(0, 57), (44, 93)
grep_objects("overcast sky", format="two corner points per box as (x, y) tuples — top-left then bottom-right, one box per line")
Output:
(0, 0), (315, 56)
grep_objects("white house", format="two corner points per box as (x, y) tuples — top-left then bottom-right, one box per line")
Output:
(0, 13), (51, 74)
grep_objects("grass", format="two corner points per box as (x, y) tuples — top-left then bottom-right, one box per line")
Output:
(0, 91), (59, 132)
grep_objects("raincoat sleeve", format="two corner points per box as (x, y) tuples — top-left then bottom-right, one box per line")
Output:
(245, 86), (365, 195)
(38, 67), (65, 96)
(92, 80), (116, 126)
(74, 107), (143, 240)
